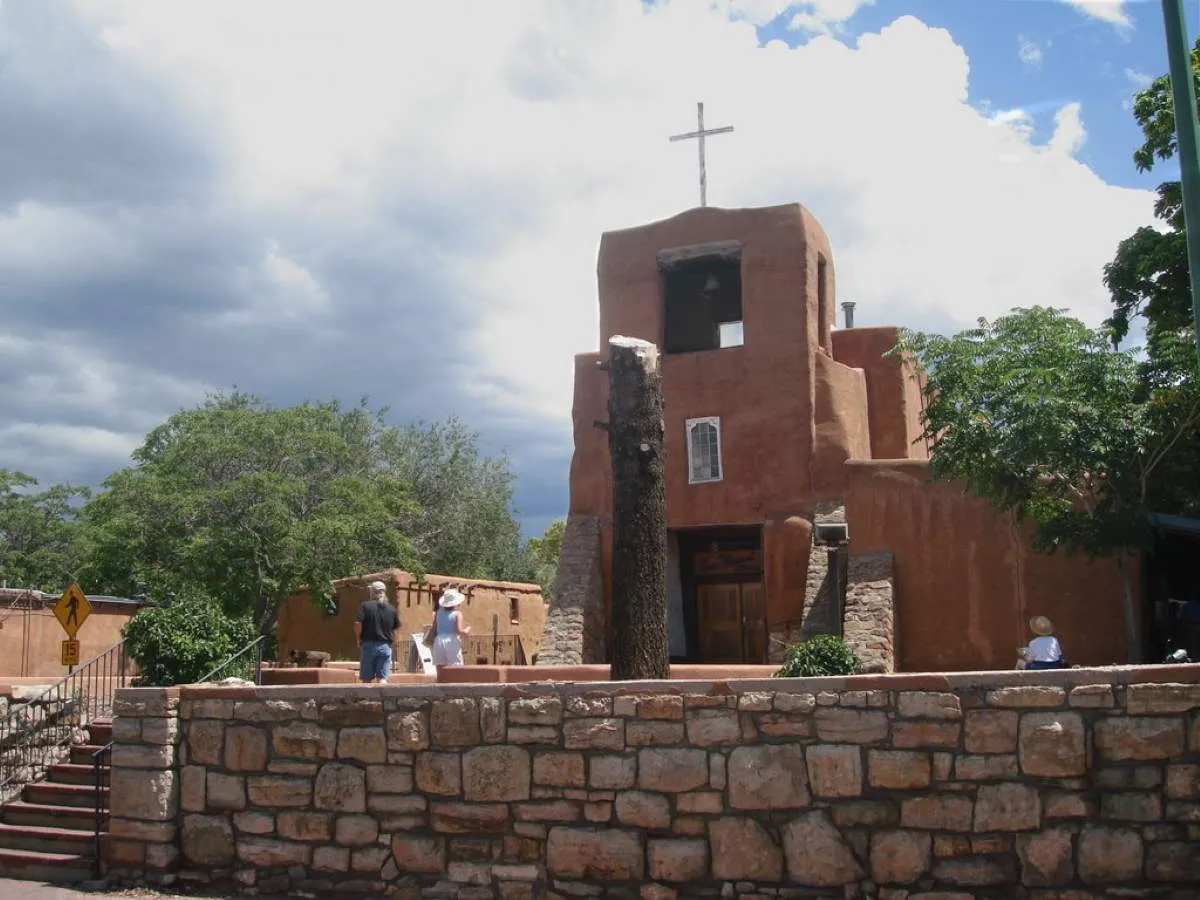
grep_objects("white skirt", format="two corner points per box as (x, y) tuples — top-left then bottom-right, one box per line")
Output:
(432, 634), (463, 666)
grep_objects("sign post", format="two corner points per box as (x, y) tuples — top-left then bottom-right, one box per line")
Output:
(53, 582), (92, 673)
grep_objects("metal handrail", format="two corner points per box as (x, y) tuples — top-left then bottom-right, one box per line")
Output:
(91, 741), (111, 875)
(200, 635), (267, 685)
(0, 639), (130, 797)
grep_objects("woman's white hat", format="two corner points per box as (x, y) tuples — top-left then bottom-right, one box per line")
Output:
(439, 589), (465, 609)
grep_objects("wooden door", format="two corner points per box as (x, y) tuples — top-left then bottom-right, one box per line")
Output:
(697, 582), (767, 663)
(697, 583), (744, 662)
(741, 582), (767, 662)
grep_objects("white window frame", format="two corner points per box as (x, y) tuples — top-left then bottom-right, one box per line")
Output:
(686, 416), (723, 485)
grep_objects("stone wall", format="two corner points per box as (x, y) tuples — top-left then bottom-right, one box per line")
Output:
(842, 553), (895, 674)
(539, 514), (606, 666)
(107, 666), (1200, 897)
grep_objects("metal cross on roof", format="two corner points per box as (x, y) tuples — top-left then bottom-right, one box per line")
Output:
(668, 102), (734, 208)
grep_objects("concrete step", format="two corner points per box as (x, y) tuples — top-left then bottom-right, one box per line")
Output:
(69, 744), (109, 766)
(22, 782), (106, 809)
(0, 801), (105, 831)
(47, 764), (109, 786)
(86, 721), (112, 745)
(0, 847), (92, 883)
(0, 823), (94, 856)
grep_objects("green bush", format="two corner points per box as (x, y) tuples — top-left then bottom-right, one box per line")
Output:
(774, 634), (862, 678)
(122, 596), (256, 686)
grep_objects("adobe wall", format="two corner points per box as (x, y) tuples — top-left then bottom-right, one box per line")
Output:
(106, 665), (1200, 896)
(0, 593), (140, 677)
(278, 571), (546, 667)
(831, 326), (930, 462)
(844, 460), (1130, 672)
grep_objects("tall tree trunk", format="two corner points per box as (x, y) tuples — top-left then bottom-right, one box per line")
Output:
(1117, 553), (1143, 664)
(607, 336), (669, 681)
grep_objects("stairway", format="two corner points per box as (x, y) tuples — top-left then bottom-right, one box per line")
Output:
(0, 719), (110, 883)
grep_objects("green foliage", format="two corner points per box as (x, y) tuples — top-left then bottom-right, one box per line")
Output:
(377, 417), (530, 581)
(1104, 37), (1199, 355)
(80, 392), (421, 630)
(775, 634), (862, 678)
(122, 595), (256, 687)
(1102, 37), (1200, 524)
(893, 308), (1200, 559)
(895, 307), (1200, 662)
(0, 469), (89, 593)
(525, 518), (565, 600)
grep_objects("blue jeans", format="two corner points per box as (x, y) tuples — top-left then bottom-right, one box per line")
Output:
(359, 641), (392, 681)
(1027, 660), (1065, 670)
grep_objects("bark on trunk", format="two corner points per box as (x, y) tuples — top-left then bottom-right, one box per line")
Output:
(1117, 553), (1142, 664)
(606, 336), (669, 681)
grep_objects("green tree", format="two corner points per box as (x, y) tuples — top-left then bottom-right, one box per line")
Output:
(377, 417), (531, 580)
(894, 307), (1200, 662)
(1104, 37), (1199, 361)
(526, 517), (565, 600)
(0, 469), (89, 593)
(80, 392), (419, 631)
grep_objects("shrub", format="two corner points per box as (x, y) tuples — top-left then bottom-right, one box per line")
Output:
(774, 633), (862, 678)
(122, 596), (256, 686)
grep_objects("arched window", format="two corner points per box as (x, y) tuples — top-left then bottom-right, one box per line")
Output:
(686, 417), (722, 484)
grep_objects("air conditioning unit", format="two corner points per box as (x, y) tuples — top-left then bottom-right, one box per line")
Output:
(814, 522), (849, 546)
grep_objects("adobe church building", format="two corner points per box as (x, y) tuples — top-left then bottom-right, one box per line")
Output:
(540, 202), (1134, 674)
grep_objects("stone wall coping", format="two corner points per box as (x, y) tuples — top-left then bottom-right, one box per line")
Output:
(110, 662), (1200, 703)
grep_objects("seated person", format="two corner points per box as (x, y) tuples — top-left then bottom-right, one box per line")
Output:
(1023, 615), (1065, 670)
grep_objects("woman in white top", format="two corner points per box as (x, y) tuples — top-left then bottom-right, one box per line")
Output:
(431, 588), (471, 667)
(1023, 615), (1065, 670)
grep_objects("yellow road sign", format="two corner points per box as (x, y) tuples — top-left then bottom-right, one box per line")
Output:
(53, 582), (91, 639)
(61, 640), (80, 667)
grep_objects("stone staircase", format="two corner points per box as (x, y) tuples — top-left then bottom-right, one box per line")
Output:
(0, 718), (110, 882)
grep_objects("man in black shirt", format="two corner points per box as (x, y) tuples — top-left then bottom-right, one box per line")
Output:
(354, 580), (400, 683)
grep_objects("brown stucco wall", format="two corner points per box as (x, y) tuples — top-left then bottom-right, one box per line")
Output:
(0, 591), (141, 677)
(832, 326), (930, 461)
(844, 460), (1130, 672)
(277, 570), (546, 667)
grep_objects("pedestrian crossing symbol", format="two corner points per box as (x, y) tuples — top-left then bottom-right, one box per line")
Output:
(54, 582), (91, 639)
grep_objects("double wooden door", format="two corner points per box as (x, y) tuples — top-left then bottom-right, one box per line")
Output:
(696, 581), (766, 663)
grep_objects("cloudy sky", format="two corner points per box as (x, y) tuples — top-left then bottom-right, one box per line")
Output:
(0, 0), (1189, 537)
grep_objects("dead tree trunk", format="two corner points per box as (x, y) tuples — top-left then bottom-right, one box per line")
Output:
(606, 336), (669, 681)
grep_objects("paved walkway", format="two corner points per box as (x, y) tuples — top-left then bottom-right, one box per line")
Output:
(0, 880), (183, 899)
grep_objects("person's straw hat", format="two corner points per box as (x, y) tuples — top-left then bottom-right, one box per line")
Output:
(439, 589), (465, 609)
(1029, 615), (1054, 636)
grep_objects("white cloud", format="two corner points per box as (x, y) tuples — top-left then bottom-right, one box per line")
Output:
(1, 2), (1157, 513)
(1018, 35), (1045, 70)
(1049, 102), (1087, 156)
(1060, 0), (1132, 29)
(1125, 67), (1154, 89)
(788, 0), (875, 34)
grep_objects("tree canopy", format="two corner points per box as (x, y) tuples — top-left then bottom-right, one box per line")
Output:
(895, 307), (1200, 660)
(80, 392), (420, 629)
(56, 391), (552, 637)
(1104, 36), (1199, 372)
(0, 469), (88, 594)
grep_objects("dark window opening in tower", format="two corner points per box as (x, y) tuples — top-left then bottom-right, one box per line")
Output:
(660, 251), (743, 353)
